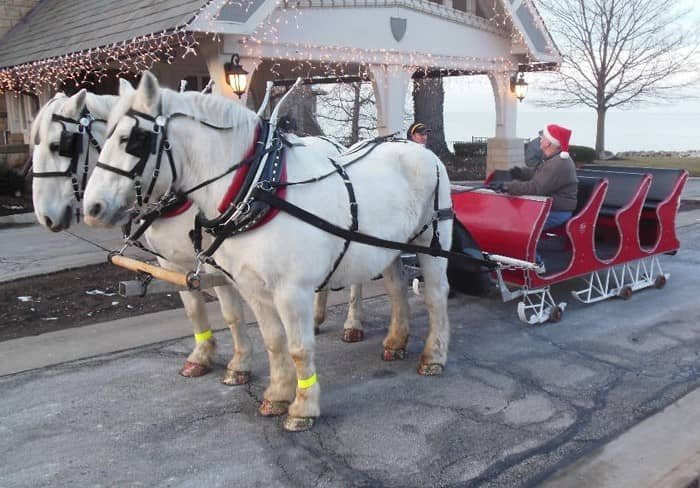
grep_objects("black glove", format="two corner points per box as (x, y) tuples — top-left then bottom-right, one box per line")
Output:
(487, 182), (505, 193)
(509, 167), (526, 180)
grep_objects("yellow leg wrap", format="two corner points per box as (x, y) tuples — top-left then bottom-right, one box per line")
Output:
(297, 373), (318, 390)
(194, 329), (213, 343)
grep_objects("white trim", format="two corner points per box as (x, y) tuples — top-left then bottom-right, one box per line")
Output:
(542, 125), (560, 147)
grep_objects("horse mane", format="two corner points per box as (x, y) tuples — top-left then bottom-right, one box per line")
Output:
(107, 84), (259, 141)
(160, 88), (259, 133)
(85, 93), (118, 121)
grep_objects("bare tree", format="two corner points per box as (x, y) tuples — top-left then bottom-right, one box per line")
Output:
(412, 77), (452, 159)
(537, 0), (699, 154)
(316, 82), (377, 145)
(271, 85), (324, 136)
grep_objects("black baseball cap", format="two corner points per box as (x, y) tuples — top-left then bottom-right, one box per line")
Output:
(407, 122), (430, 138)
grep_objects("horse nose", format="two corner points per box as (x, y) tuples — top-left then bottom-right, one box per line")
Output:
(88, 202), (103, 219)
(44, 206), (72, 232)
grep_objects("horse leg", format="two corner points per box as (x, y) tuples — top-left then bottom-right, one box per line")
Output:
(342, 284), (365, 343)
(380, 259), (410, 361)
(273, 287), (320, 432)
(214, 285), (253, 386)
(313, 289), (328, 334)
(177, 289), (216, 377)
(245, 295), (297, 417)
(415, 254), (450, 376)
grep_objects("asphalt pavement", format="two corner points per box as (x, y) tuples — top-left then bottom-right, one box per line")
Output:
(1, 180), (700, 487)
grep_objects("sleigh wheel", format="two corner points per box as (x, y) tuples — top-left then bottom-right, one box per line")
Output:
(654, 275), (667, 289)
(618, 286), (633, 300)
(548, 306), (563, 323)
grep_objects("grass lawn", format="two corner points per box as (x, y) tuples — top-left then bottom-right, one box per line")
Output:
(592, 157), (700, 176)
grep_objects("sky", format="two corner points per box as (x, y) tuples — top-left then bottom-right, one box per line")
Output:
(440, 0), (700, 151)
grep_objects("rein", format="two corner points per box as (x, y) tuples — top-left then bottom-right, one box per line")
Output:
(189, 134), (496, 288)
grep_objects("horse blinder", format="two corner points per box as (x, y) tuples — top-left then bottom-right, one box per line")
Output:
(58, 130), (83, 158)
(125, 126), (157, 160)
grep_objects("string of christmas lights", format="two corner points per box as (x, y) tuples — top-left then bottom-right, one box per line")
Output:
(0, 0), (558, 95)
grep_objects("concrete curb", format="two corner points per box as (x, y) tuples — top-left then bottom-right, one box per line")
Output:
(0, 211), (35, 226)
(542, 387), (700, 488)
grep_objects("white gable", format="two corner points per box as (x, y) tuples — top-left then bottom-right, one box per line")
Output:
(189, 0), (560, 68)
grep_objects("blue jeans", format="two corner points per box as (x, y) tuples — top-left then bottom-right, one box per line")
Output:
(543, 211), (572, 231)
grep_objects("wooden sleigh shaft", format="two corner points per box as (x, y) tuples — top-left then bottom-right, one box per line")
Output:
(109, 254), (230, 296)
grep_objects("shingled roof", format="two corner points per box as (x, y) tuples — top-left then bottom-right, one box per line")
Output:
(0, 0), (209, 68)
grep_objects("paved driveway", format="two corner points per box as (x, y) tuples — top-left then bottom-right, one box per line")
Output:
(1, 221), (699, 487)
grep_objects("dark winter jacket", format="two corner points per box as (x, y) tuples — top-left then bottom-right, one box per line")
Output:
(505, 153), (578, 211)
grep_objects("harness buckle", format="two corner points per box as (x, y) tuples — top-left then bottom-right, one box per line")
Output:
(257, 180), (273, 192)
(236, 200), (251, 215)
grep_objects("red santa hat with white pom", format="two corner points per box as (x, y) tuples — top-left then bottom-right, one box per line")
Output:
(542, 124), (572, 159)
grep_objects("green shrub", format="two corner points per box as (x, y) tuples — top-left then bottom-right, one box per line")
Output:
(568, 145), (596, 164)
(453, 142), (487, 158)
(0, 167), (26, 195)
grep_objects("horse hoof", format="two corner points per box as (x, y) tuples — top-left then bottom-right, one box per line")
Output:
(342, 329), (364, 343)
(259, 399), (290, 417)
(179, 361), (211, 378)
(314, 327), (321, 336)
(382, 348), (406, 361)
(418, 363), (444, 376)
(220, 369), (251, 386)
(283, 416), (315, 432)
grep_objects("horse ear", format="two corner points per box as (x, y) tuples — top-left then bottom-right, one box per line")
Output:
(65, 89), (87, 116)
(118, 78), (134, 96)
(137, 71), (160, 111)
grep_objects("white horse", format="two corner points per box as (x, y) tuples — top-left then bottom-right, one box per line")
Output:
(30, 88), (366, 384)
(83, 72), (452, 431)
(31, 90), (253, 384)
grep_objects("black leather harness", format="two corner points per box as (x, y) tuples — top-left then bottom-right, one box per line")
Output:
(102, 106), (495, 285)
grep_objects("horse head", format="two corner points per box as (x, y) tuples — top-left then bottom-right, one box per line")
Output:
(31, 90), (88, 231)
(83, 72), (167, 227)
(84, 71), (259, 227)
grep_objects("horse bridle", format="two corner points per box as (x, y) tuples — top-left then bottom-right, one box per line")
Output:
(96, 109), (179, 208)
(32, 108), (105, 204)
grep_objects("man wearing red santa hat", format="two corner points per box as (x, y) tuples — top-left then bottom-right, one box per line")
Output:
(490, 123), (578, 230)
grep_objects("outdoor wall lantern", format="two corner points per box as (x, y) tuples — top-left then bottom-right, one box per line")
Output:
(224, 53), (249, 98)
(510, 72), (528, 102)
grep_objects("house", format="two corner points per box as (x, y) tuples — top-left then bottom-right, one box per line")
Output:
(0, 0), (560, 172)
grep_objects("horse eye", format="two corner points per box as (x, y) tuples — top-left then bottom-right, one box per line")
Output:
(49, 142), (59, 152)
(119, 136), (129, 144)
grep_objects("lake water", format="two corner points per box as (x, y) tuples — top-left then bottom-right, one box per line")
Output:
(444, 111), (700, 153)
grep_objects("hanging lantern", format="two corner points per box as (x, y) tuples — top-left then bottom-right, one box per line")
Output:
(510, 72), (528, 102)
(224, 53), (248, 98)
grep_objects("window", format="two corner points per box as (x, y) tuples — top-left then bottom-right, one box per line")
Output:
(5, 92), (39, 143)
(183, 75), (211, 92)
(452, 0), (467, 12)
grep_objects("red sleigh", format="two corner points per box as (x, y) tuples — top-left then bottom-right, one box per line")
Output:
(450, 166), (688, 324)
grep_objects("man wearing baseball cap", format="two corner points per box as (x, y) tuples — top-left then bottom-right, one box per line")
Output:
(407, 122), (430, 146)
(490, 123), (578, 230)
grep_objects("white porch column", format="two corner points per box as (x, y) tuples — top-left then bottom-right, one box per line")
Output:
(200, 41), (261, 105)
(486, 71), (524, 173)
(370, 65), (411, 137)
